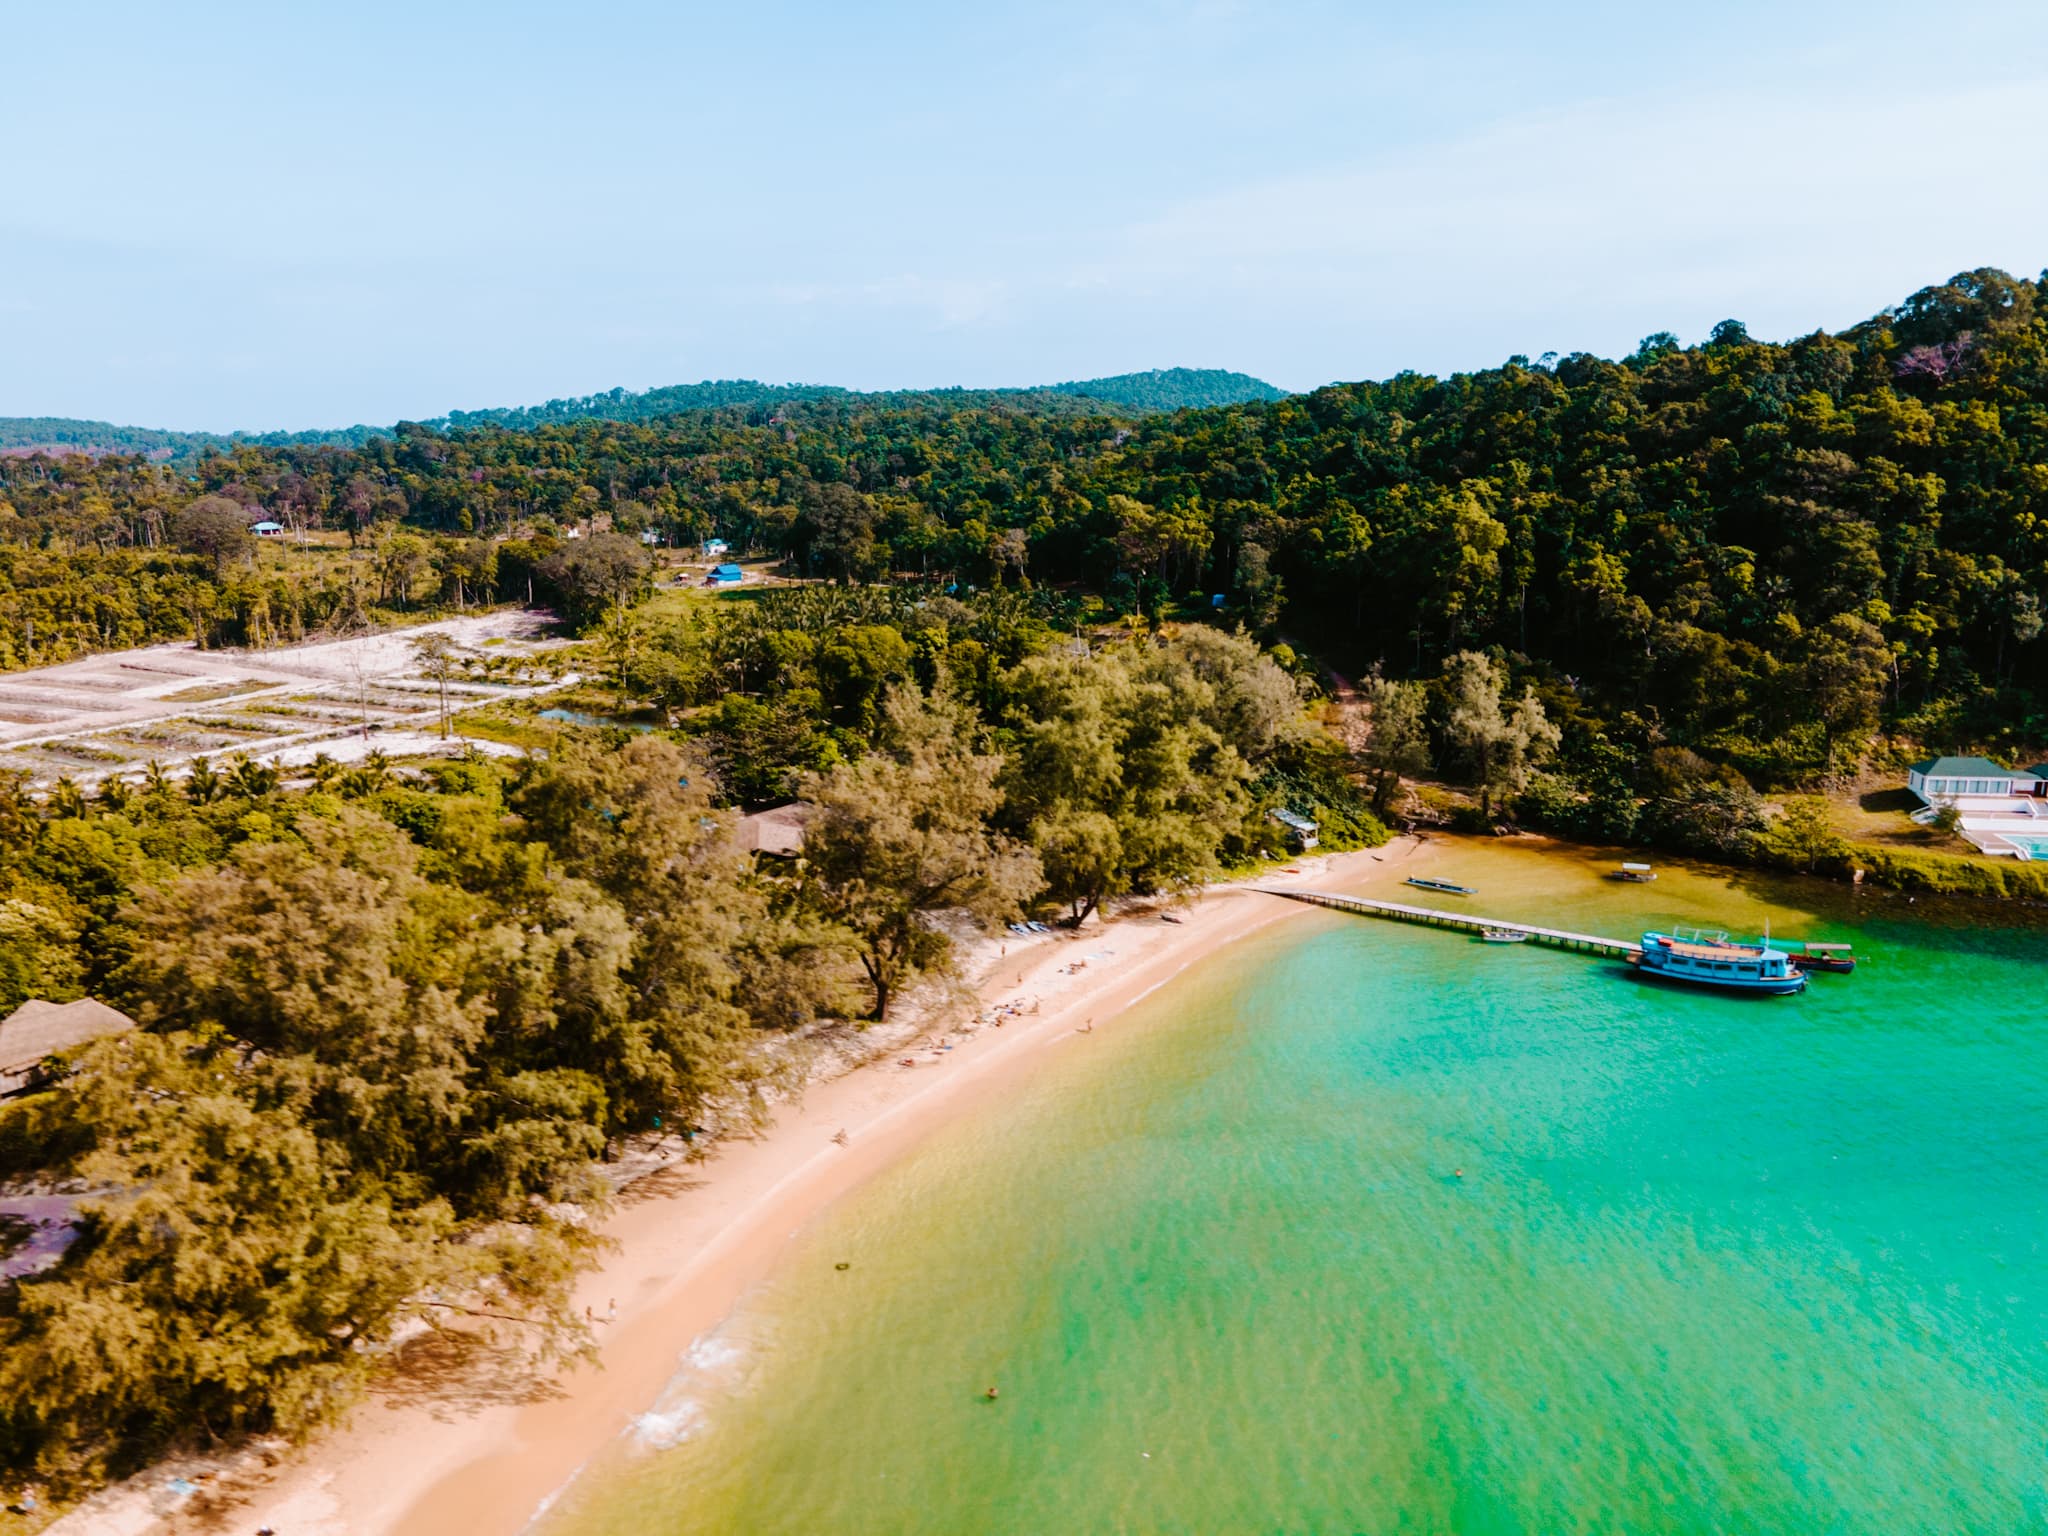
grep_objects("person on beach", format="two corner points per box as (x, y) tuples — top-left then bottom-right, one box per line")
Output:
(986, 1386), (999, 1400)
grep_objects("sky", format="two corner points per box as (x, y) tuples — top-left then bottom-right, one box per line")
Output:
(5, 0), (2048, 432)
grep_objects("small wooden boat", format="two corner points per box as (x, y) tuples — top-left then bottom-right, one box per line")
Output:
(1611, 862), (1657, 882)
(1784, 940), (1855, 974)
(1479, 927), (1530, 944)
(1406, 877), (1477, 896)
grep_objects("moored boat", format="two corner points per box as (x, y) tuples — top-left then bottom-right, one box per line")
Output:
(1785, 940), (1856, 974)
(1611, 861), (1656, 882)
(1406, 877), (1477, 895)
(1629, 928), (1807, 995)
(1479, 927), (1530, 944)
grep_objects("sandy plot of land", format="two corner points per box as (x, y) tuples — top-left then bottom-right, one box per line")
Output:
(0, 612), (571, 784)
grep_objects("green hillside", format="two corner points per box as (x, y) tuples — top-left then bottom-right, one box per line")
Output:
(0, 369), (1286, 462)
(1050, 368), (1287, 411)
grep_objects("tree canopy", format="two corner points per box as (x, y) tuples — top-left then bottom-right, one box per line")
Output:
(4, 267), (2041, 774)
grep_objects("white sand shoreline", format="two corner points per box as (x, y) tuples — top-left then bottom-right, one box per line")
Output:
(49, 839), (1433, 1536)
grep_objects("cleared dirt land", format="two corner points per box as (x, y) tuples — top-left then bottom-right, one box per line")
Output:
(0, 611), (574, 786)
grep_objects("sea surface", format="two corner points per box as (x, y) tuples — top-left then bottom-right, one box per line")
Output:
(540, 843), (2048, 1535)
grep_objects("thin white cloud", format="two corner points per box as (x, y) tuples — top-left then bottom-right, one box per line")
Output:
(1099, 78), (2048, 333)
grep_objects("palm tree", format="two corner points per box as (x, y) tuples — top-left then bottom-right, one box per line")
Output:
(48, 778), (88, 819)
(341, 749), (393, 800)
(229, 755), (280, 798)
(185, 756), (221, 805)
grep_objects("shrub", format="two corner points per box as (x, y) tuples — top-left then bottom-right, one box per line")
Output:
(1851, 845), (2048, 899)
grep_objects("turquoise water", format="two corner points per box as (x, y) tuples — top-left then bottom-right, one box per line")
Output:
(2002, 834), (2048, 860)
(538, 707), (658, 731)
(543, 847), (2048, 1535)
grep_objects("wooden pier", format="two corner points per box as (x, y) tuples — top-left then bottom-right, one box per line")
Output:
(1263, 888), (1641, 960)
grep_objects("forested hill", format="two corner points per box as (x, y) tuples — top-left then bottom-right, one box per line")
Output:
(3, 268), (2043, 778)
(0, 368), (1284, 462)
(433, 368), (1283, 432)
(1048, 368), (1287, 412)
(0, 415), (392, 461)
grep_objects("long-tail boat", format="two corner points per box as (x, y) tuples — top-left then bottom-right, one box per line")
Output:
(1784, 940), (1856, 974)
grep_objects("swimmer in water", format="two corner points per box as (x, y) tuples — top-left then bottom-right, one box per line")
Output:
(1454, 1168), (1464, 1179)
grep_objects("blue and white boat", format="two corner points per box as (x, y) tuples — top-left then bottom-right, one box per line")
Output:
(1629, 927), (1807, 995)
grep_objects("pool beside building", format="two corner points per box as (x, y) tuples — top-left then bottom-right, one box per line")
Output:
(1907, 755), (2048, 860)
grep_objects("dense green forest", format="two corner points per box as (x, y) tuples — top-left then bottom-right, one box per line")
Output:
(5, 269), (2042, 776)
(0, 417), (391, 461)
(1044, 367), (1287, 412)
(0, 368), (1283, 464)
(441, 368), (1283, 432)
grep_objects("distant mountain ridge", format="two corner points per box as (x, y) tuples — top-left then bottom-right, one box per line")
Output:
(0, 368), (1286, 462)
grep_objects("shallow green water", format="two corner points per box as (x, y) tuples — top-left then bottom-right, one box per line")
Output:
(543, 845), (2048, 1535)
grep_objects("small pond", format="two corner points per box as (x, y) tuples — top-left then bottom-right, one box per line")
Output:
(538, 707), (659, 732)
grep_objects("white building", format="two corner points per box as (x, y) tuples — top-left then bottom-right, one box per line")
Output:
(1906, 755), (2048, 860)
(1906, 755), (2039, 802)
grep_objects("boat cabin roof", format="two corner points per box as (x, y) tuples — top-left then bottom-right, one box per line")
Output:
(1648, 933), (1768, 960)
(1620, 861), (1652, 871)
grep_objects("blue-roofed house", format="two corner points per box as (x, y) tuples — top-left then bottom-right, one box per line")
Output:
(1268, 808), (1318, 850)
(709, 563), (745, 585)
(249, 519), (285, 537)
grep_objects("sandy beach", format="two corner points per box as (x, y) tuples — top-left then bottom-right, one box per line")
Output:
(54, 839), (1431, 1536)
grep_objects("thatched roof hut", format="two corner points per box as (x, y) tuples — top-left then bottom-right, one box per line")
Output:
(0, 997), (137, 1096)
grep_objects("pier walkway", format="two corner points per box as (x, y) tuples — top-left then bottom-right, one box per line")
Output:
(1261, 888), (1641, 960)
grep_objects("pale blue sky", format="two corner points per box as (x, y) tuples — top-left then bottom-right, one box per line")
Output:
(5, 0), (2047, 431)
